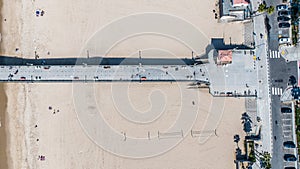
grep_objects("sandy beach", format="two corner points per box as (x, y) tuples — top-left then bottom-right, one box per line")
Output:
(23, 83), (245, 169)
(0, 0), (248, 169)
(0, 84), (8, 169)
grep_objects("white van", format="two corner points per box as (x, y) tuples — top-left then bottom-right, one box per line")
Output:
(279, 37), (291, 44)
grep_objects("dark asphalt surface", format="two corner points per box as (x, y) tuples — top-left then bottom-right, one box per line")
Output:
(265, 0), (298, 168)
(270, 57), (297, 169)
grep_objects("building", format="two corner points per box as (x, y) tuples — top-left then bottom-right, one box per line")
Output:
(217, 50), (233, 65)
(219, 0), (252, 22)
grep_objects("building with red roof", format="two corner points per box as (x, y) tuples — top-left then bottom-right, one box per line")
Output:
(217, 50), (233, 65)
(233, 0), (250, 6)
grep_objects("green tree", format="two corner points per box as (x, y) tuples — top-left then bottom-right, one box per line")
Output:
(267, 6), (275, 14)
(260, 152), (272, 169)
(258, 3), (267, 13)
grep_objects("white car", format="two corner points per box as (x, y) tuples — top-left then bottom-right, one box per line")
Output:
(278, 37), (291, 44)
(276, 4), (288, 11)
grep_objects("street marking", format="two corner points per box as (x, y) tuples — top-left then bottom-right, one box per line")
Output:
(271, 87), (283, 96)
(269, 50), (280, 58)
(283, 132), (292, 138)
(282, 114), (292, 118)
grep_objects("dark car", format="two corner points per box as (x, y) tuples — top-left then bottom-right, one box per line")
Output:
(277, 16), (290, 22)
(281, 107), (292, 113)
(278, 10), (290, 16)
(284, 154), (297, 161)
(279, 22), (291, 28)
(284, 167), (296, 169)
(275, 79), (283, 82)
(283, 141), (296, 148)
(289, 75), (296, 85)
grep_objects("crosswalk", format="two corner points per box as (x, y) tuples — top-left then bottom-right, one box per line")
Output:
(269, 50), (281, 59)
(271, 87), (283, 95)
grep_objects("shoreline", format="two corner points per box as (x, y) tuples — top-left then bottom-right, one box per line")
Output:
(0, 0), (9, 168)
(0, 84), (8, 169)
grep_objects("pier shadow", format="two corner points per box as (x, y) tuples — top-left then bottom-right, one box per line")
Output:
(0, 56), (204, 66)
(0, 38), (252, 66)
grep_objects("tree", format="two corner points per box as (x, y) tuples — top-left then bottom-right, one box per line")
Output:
(234, 134), (240, 144)
(260, 152), (272, 169)
(241, 112), (252, 133)
(234, 134), (240, 146)
(257, 3), (275, 15)
(258, 3), (267, 13)
(267, 6), (275, 14)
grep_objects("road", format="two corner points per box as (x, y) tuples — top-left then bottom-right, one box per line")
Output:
(270, 57), (297, 169)
(265, 0), (299, 168)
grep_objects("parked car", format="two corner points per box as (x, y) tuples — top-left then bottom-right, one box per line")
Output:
(284, 167), (296, 169)
(284, 154), (297, 161)
(275, 79), (283, 82)
(277, 4), (288, 11)
(278, 10), (290, 16)
(279, 22), (290, 28)
(283, 141), (296, 148)
(279, 37), (291, 44)
(289, 75), (296, 85)
(277, 16), (290, 22)
(281, 107), (292, 113)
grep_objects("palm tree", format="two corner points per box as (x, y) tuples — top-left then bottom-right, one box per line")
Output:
(241, 112), (252, 133)
(267, 6), (275, 14)
(234, 134), (240, 146)
(260, 152), (272, 169)
(258, 3), (267, 13)
(257, 3), (274, 15)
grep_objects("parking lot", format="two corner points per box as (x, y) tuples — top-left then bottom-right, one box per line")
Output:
(279, 103), (298, 168)
(269, 1), (299, 168)
(282, 112), (293, 138)
(276, 4), (292, 46)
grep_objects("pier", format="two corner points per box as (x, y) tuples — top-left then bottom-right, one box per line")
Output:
(0, 56), (210, 83)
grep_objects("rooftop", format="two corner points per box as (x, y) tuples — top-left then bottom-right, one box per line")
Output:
(233, 0), (250, 6)
(220, 0), (251, 21)
(217, 50), (233, 64)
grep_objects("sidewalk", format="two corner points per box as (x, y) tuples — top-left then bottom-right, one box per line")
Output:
(253, 13), (273, 154)
(280, 45), (300, 62)
(251, 2), (273, 168)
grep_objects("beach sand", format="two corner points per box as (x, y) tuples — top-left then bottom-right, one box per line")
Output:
(0, 84), (8, 169)
(1, 0), (24, 168)
(24, 83), (245, 169)
(0, 0), (248, 169)
(14, 0), (244, 59)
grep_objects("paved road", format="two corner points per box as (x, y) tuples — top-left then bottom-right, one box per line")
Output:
(264, 0), (299, 168)
(266, 0), (281, 51)
(269, 54), (297, 169)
